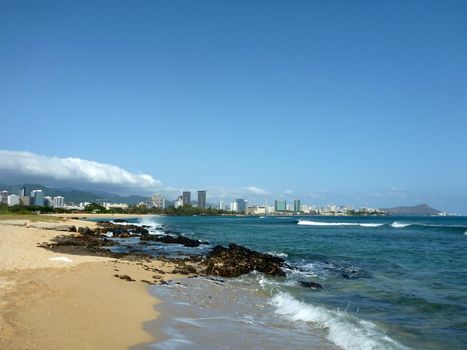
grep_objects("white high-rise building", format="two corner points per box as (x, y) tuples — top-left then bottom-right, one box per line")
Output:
(174, 196), (183, 209)
(7, 194), (19, 206)
(230, 202), (238, 212)
(151, 193), (166, 209)
(219, 200), (225, 210)
(53, 196), (65, 208)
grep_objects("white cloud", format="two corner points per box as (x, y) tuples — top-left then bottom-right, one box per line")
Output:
(0, 150), (162, 191)
(244, 186), (270, 196)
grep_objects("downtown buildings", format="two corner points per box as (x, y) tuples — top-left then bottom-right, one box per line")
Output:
(0, 187), (65, 208)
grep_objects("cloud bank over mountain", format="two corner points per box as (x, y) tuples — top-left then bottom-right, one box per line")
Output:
(0, 150), (162, 193)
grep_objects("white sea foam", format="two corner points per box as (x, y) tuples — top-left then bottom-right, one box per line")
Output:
(138, 216), (162, 227)
(266, 251), (288, 258)
(270, 292), (406, 350)
(298, 220), (383, 227)
(391, 222), (410, 228)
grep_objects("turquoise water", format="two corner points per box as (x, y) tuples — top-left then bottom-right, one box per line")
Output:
(127, 215), (467, 349)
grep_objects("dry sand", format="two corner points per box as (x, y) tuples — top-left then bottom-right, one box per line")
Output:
(0, 215), (184, 349)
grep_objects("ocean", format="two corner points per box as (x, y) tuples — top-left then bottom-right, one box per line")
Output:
(124, 215), (467, 350)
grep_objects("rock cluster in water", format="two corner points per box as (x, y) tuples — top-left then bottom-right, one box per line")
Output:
(202, 243), (287, 277)
(140, 233), (207, 247)
(39, 220), (325, 287)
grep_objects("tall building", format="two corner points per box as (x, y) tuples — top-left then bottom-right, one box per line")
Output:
(235, 198), (247, 213)
(274, 200), (287, 212)
(19, 196), (30, 206)
(44, 196), (53, 207)
(53, 196), (65, 208)
(20, 186), (26, 197)
(174, 196), (183, 209)
(293, 199), (301, 212)
(0, 190), (9, 205)
(230, 201), (238, 212)
(197, 190), (207, 209)
(7, 194), (19, 206)
(219, 200), (225, 211)
(182, 191), (191, 206)
(31, 190), (44, 206)
(151, 193), (166, 209)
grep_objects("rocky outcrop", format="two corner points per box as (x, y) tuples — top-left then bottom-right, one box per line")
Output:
(78, 226), (95, 235)
(202, 243), (286, 277)
(140, 234), (207, 247)
(95, 222), (149, 236)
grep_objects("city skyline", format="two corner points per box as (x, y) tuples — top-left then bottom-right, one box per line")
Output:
(1, 1), (466, 213)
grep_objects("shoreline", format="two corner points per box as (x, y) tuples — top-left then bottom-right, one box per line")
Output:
(0, 217), (187, 349)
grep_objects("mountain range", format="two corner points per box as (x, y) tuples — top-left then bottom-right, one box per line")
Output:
(381, 204), (441, 216)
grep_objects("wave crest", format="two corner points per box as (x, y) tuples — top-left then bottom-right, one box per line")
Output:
(270, 292), (406, 350)
(298, 220), (384, 227)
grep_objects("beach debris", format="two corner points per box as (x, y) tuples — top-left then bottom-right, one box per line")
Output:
(49, 256), (73, 263)
(299, 280), (323, 289)
(114, 274), (135, 282)
(29, 224), (77, 232)
(202, 243), (287, 277)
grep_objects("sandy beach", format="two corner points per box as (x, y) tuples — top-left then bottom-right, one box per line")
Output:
(0, 215), (184, 349)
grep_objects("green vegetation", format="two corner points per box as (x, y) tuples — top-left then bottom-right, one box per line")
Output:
(0, 204), (63, 221)
(0, 202), (230, 217)
(126, 204), (229, 216)
(84, 203), (108, 213)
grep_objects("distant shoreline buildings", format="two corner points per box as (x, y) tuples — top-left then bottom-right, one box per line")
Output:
(1, 187), (66, 209)
(2, 185), (451, 216)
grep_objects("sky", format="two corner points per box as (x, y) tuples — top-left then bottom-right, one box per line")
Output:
(1, 0), (466, 213)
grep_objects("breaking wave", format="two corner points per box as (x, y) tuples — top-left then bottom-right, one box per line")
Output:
(297, 220), (384, 227)
(391, 222), (467, 232)
(297, 220), (467, 232)
(270, 292), (407, 350)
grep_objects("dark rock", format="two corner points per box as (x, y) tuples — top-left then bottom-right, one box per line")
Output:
(114, 274), (135, 282)
(202, 243), (286, 278)
(111, 228), (134, 238)
(172, 264), (197, 275)
(140, 233), (206, 247)
(141, 280), (156, 285)
(78, 226), (95, 235)
(112, 219), (128, 223)
(299, 280), (323, 289)
(341, 266), (364, 279)
(96, 222), (149, 236)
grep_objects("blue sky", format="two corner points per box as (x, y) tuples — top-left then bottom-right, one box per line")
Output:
(1, 1), (466, 212)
